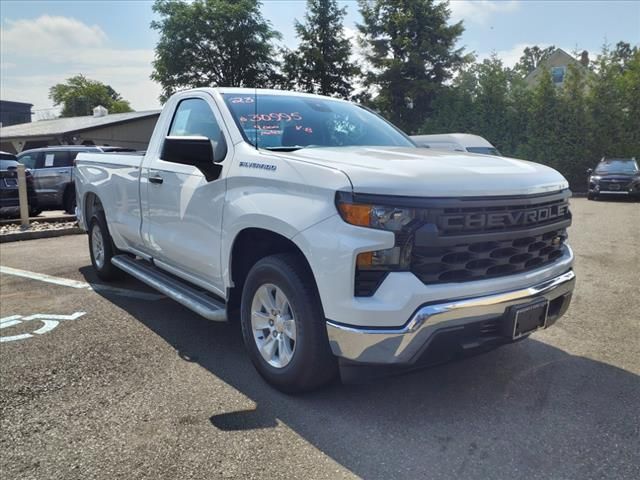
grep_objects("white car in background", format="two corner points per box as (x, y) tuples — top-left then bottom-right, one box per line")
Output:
(411, 133), (502, 156)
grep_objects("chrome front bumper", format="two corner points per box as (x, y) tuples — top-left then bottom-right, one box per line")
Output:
(326, 270), (576, 365)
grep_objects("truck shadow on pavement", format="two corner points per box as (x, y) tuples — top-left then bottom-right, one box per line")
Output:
(81, 267), (640, 480)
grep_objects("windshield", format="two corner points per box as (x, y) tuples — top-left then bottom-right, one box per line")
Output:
(222, 94), (414, 150)
(595, 159), (639, 174)
(467, 146), (502, 156)
(0, 159), (18, 170)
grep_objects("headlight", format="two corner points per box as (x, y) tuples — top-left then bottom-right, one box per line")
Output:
(590, 176), (601, 182)
(336, 200), (416, 232)
(336, 192), (419, 296)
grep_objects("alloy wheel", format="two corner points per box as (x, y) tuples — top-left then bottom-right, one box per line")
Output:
(250, 283), (297, 368)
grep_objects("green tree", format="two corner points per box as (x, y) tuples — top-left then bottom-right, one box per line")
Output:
(618, 49), (640, 154)
(357, 0), (467, 132)
(609, 42), (640, 156)
(472, 55), (511, 151)
(611, 41), (638, 72)
(421, 56), (523, 156)
(505, 75), (533, 157)
(586, 44), (627, 160)
(522, 69), (563, 170)
(556, 63), (590, 189)
(281, 0), (359, 98)
(151, 0), (281, 102)
(49, 75), (133, 117)
(513, 45), (556, 76)
(421, 79), (475, 134)
(421, 61), (481, 136)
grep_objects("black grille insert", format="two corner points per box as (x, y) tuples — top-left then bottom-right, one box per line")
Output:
(412, 229), (567, 284)
(599, 181), (631, 191)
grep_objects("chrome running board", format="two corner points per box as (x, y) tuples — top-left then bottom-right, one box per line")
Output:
(111, 255), (226, 321)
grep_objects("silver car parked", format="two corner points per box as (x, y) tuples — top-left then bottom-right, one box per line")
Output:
(17, 146), (134, 213)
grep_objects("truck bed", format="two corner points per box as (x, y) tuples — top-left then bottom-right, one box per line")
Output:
(75, 151), (147, 249)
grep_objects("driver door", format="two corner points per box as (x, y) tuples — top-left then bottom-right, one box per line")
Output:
(141, 95), (230, 294)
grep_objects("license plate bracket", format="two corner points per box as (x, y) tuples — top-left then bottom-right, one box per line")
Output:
(4, 178), (18, 187)
(507, 300), (549, 339)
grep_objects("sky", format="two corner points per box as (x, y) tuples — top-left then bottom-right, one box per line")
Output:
(1, 0), (639, 120)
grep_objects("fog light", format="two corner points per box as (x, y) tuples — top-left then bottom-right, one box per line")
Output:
(372, 247), (402, 266)
(356, 252), (373, 267)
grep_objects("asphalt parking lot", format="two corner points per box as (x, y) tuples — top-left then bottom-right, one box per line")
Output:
(1, 197), (639, 480)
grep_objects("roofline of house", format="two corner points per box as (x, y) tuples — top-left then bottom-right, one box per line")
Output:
(523, 48), (592, 82)
(0, 111), (161, 141)
(0, 100), (34, 108)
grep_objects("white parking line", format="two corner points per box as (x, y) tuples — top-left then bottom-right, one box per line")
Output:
(0, 266), (88, 289)
(22, 312), (87, 321)
(0, 265), (163, 301)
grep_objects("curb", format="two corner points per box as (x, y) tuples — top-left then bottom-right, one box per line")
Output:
(0, 227), (84, 244)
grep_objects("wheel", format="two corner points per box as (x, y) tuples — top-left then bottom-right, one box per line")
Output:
(88, 213), (123, 281)
(240, 253), (337, 393)
(64, 187), (76, 214)
(29, 207), (42, 217)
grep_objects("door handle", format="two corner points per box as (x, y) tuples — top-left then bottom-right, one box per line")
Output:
(149, 175), (164, 185)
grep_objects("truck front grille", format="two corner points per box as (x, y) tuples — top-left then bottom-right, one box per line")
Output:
(599, 180), (631, 191)
(411, 229), (567, 284)
(350, 190), (572, 296)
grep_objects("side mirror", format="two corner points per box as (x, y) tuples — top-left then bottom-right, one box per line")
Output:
(161, 136), (221, 181)
(586, 168), (593, 175)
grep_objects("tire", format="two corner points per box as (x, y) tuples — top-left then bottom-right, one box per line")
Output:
(29, 207), (42, 217)
(88, 213), (123, 281)
(240, 253), (337, 393)
(64, 186), (77, 214)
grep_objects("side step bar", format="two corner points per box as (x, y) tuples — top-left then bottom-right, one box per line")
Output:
(111, 255), (226, 321)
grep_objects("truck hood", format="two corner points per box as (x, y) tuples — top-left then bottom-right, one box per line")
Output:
(277, 146), (569, 197)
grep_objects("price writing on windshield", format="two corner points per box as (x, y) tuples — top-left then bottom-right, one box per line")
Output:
(239, 112), (303, 122)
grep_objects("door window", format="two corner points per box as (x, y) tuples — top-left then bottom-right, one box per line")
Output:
(52, 151), (73, 167)
(18, 152), (44, 169)
(168, 98), (227, 161)
(41, 151), (72, 168)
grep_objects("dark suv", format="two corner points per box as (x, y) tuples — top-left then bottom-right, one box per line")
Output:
(17, 145), (134, 213)
(1, 151), (39, 215)
(587, 157), (640, 200)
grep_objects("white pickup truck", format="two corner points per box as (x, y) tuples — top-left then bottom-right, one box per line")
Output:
(75, 88), (575, 392)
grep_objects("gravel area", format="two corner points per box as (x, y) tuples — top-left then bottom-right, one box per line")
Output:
(0, 220), (79, 235)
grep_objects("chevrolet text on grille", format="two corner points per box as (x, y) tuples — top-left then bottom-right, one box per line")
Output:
(439, 203), (570, 231)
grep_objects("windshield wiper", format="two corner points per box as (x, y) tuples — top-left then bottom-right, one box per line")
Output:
(261, 145), (306, 152)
